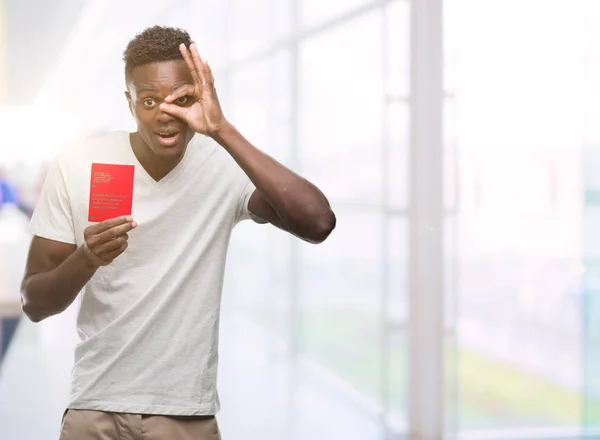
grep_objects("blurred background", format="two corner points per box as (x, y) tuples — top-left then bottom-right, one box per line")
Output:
(0, 0), (599, 439)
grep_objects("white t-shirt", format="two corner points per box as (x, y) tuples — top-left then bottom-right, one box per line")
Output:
(29, 130), (263, 415)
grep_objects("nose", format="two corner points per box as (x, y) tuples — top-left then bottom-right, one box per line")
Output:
(157, 106), (176, 123)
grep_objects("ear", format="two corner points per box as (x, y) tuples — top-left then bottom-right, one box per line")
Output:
(125, 91), (133, 115)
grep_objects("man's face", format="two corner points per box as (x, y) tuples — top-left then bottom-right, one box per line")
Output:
(125, 60), (196, 160)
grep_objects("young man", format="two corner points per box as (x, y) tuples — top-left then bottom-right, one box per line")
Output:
(21, 26), (335, 440)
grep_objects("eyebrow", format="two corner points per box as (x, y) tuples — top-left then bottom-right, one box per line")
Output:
(136, 81), (192, 94)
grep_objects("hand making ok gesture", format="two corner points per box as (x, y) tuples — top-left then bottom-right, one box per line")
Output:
(159, 43), (229, 137)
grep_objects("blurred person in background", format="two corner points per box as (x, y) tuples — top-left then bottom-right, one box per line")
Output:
(0, 167), (32, 358)
(19, 26), (336, 440)
(0, 167), (34, 219)
(0, 168), (19, 208)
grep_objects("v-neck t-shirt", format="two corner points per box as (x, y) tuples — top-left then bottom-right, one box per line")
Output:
(29, 130), (262, 415)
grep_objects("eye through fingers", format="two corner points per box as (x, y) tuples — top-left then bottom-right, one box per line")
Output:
(166, 84), (196, 103)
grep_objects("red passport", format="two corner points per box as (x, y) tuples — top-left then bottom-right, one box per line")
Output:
(88, 163), (135, 223)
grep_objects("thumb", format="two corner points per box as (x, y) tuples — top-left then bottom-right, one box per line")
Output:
(159, 102), (188, 120)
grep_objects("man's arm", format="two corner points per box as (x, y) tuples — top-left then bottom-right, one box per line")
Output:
(160, 43), (336, 244)
(213, 124), (336, 244)
(21, 216), (136, 322)
(21, 238), (96, 322)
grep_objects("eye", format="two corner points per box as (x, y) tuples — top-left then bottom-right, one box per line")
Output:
(175, 96), (189, 105)
(142, 98), (156, 108)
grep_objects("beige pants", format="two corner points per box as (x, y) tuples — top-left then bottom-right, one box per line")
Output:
(59, 409), (222, 440)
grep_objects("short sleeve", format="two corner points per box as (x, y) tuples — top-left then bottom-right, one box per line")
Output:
(224, 151), (266, 226)
(29, 159), (77, 244)
(235, 178), (268, 225)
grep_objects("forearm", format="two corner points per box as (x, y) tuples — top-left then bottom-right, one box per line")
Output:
(21, 246), (98, 322)
(212, 124), (335, 233)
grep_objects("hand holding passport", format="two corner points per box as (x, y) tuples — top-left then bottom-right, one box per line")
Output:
(88, 163), (135, 223)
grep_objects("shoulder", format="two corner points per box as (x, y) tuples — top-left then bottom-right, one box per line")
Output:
(187, 133), (220, 159)
(184, 134), (249, 190)
(187, 134), (235, 170)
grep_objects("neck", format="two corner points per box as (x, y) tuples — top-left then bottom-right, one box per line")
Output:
(129, 132), (182, 182)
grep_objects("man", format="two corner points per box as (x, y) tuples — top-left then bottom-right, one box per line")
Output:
(21, 26), (335, 440)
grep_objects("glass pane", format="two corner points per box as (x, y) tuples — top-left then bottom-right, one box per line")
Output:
(387, 217), (408, 327)
(385, 0), (410, 99)
(447, 0), (585, 434)
(229, 60), (270, 146)
(583, 0), (600, 146)
(229, 51), (291, 158)
(584, 1), (600, 422)
(386, 330), (408, 435)
(583, 149), (600, 431)
(300, 209), (383, 402)
(224, 223), (271, 308)
(444, 99), (459, 213)
(299, 11), (383, 205)
(385, 217), (408, 430)
(444, 330), (460, 435)
(186, 0), (230, 69)
(444, 0), (460, 94)
(228, 226), (294, 341)
(300, 0), (372, 28)
(445, 216), (460, 435)
(386, 103), (409, 210)
(445, 68), (460, 440)
(582, 16), (600, 435)
(582, 268), (600, 434)
(230, 0), (292, 61)
(226, 52), (292, 341)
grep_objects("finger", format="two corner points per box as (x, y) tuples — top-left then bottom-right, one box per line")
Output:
(179, 43), (201, 85)
(95, 235), (128, 255)
(103, 241), (129, 264)
(165, 84), (196, 103)
(88, 215), (133, 235)
(95, 222), (136, 244)
(82, 241), (105, 267)
(202, 59), (215, 86)
(159, 102), (189, 120)
(189, 44), (207, 86)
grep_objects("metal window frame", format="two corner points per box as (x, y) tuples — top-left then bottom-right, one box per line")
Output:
(408, 1), (445, 440)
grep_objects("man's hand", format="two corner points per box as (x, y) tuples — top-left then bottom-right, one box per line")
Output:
(82, 215), (137, 268)
(159, 43), (229, 137)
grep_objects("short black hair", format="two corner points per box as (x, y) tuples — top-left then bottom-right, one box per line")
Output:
(123, 25), (193, 78)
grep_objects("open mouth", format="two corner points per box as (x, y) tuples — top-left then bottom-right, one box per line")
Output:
(155, 131), (180, 147)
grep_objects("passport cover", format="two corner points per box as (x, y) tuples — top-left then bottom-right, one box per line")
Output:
(88, 163), (135, 222)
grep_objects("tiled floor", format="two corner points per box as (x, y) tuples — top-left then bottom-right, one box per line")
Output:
(0, 306), (383, 440)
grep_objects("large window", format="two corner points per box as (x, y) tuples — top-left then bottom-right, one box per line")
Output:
(297, 6), (409, 436)
(226, 51), (293, 340)
(298, 11), (382, 203)
(216, 1), (411, 438)
(446, 0), (586, 436)
(582, 0), (600, 434)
